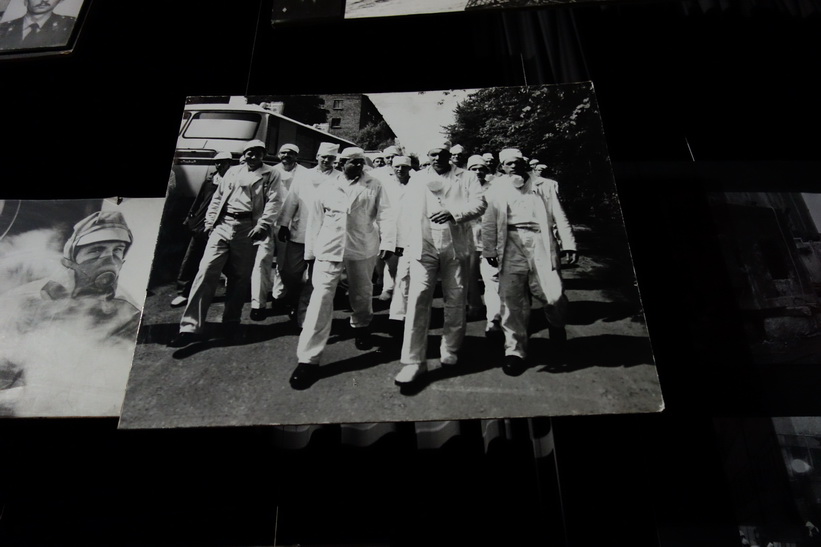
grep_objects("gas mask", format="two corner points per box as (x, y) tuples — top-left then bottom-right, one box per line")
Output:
(426, 176), (447, 193)
(62, 255), (123, 298)
(510, 175), (526, 189)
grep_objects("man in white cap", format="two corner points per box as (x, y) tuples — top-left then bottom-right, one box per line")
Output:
(289, 146), (395, 389)
(249, 143), (304, 320)
(465, 154), (501, 335)
(393, 141), (487, 387)
(379, 155), (414, 323)
(277, 141), (340, 328)
(169, 139), (283, 346)
(449, 144), (469, 169)
(482, 148), (577, 376)
(172, 151), (234, 308)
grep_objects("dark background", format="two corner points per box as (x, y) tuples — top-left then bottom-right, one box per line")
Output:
(1, 0), (820, 544)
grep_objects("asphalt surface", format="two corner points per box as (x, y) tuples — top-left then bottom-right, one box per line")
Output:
(120, 224), (662, 428)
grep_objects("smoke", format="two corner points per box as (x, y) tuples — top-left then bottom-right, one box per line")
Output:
(0, 229), (138, 417)
(0, 228), (64, 294)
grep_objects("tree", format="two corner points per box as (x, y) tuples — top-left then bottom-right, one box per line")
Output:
(355, 120), (396, 151)
(444, 84), (618, 221)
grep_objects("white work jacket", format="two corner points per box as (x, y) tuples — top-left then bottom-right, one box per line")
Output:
(397, 166), (487, 261)
(205, 163), (283, 233)
(278, 166), (337, 244)
(482, 174), (575, 272)
(304, 170), (395, 262)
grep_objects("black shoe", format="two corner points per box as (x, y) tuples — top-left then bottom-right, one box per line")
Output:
(250, 308), (267, 321)
(167, 332), (201, 348)
(502, 355), (527, 377)
(354, 329), (372, 350)
(289, 362), (318, 390)
(548, 326), (567, 349)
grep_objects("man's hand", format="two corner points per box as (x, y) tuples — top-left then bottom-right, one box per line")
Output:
(429, 210), (454, 224)
(394, 247), (404, 257)
(278, 225), (291, 242)
(561, 250), (578, 265)
(485, 256), (499, 268)
(379, 249), (394, 261)
(249, 225), (268, 241)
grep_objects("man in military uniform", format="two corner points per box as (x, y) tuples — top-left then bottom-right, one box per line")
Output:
(169, 139), (283, 347)
(0, 0), (76, 50)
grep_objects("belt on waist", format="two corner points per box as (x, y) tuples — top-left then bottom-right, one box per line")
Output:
(224, 211), (253, 220)
(507, 224), (541, 232)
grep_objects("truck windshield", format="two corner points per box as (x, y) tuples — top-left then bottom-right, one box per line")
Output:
(183, 111), (261, 140)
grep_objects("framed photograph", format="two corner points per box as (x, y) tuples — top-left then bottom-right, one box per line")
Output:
(0, 197), (163, 417)
(118, 83), (662, 429)
(0, 0), (89, 59)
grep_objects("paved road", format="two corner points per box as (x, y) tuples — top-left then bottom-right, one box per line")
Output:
(120, 224), (662, 428)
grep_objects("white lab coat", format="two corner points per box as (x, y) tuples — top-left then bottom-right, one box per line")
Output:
(304, 170), (395, 262)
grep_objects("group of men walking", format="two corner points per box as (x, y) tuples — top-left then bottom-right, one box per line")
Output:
(167, 137), (578, 392)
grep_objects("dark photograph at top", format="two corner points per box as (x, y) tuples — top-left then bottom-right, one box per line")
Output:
(119, 83), (661, 429)
(710, 192), (821, 366)
(0, 0), (84, 54)
(271, 0), (345, 24)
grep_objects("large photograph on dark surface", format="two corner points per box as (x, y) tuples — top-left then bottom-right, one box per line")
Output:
(710, 192), (821, 365)
(119, 83), (661, 429)
(0, 198), (163, 417)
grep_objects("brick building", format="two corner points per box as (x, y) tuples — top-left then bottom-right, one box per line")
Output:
(317, 93), (393, 144)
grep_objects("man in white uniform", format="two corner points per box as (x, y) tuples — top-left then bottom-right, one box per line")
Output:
(465, 154), (501, 336)
(169, 140), (283, 346)
(393, 142), (487, 387)
(289, 147), (395, 390)
(482, 148), (577, 376)
(277, 142), (340, 328)
(250, 143), (305, 320)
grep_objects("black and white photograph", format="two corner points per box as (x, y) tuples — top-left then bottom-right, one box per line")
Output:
(0, 198), (163, 417)
(0, 0), (84, 55)
(344, 0), (467, 18)
(709, 192), (821, 366)
(715, 417), (821, 547)
(118, 82), (662, 429)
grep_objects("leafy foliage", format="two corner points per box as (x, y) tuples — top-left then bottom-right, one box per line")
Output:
(445, 84), (618, 222)
(355, 121), (396, 151)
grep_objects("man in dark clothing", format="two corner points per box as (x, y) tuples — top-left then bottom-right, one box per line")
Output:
(171, 151), (233, 307)
(0, 0), (76, 51)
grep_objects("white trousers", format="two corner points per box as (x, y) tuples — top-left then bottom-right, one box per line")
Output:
(400, 245), (468, 365)
(180, 216), (255, 334)
(499, 231), (567, 358)
(478, 251), (502, 327)
(296, 255), (378, 364)
(251, 233), (285, 309)
(388, 254), (410, 321)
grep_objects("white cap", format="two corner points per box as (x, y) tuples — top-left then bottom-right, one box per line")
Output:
(279, 143), (299, 154)
(482, 153), (494, 162)
(499, 148), (524, 163)
(340, 147), (365, 160)
(392, 155), (412, 167)
(317, 142), (339, 157)
(529, 159), (539, 166)
(450, 144), (465, 155)
(243, 139), (267, 153)
(428, 141), (451, 154)
(383, 145), (400, 156)
(214, 151), (232, 161)
(466, 154), (487, 170)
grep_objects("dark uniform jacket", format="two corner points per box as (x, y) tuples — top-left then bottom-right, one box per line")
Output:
(0, 13), (75, 50)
